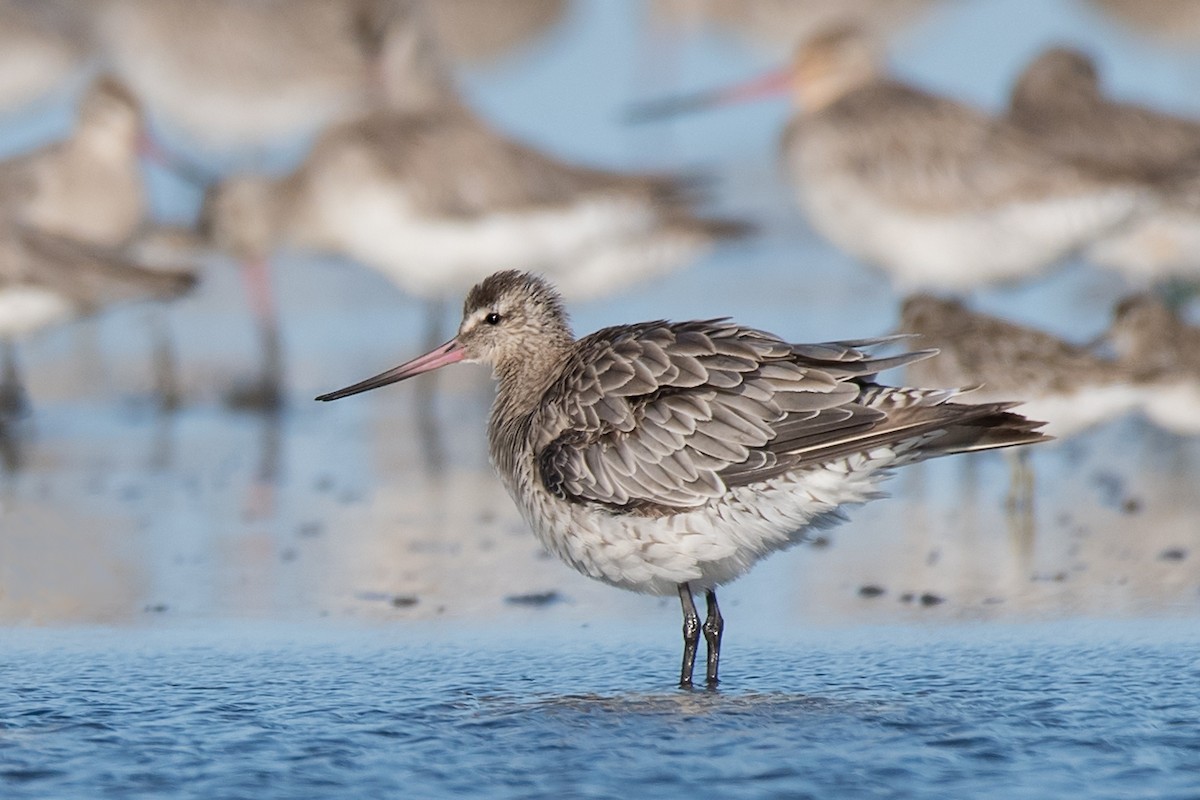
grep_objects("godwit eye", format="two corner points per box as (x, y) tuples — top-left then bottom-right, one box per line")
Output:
(485, 312), (502, 325)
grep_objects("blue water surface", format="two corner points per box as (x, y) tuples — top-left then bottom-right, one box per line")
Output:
(3, 621), (1199, 799)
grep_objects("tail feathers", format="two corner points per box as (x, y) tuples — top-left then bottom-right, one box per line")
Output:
(922, 402), (1051, 457)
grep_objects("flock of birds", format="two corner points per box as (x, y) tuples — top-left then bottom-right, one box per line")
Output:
(0, 3), (1195, 438)
(626, 25), (1200, 439)
(2, 0), (1200, 685)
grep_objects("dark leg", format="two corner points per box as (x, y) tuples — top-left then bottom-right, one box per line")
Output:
(703, 589), (724, 687)
(257, 313), (284, 409)
(677, 583), (700, 688)
(228, 257), (284, 411)
(149, 310), (182, 412)
(0, 341), (29, 419)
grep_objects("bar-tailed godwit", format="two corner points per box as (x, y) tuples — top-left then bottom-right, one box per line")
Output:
(630, 26), (1143, 290)
(317, 270), (1047, 687)
(8, 76), (145, 249)
(1105, 294), (1200, 434)
(0, 0), (87, 112)
(93, 0), (409, 154)
(0, 225), (196, 416)
(1009, 46), (1200, 283)
(899, 295), (1143, 438)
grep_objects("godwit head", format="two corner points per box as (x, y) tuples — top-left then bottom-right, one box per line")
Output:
(315, 271), (573, 402)
(1108, 294), (1181, 368)
(1010, 47), (1102, 119)
(76, 76), (143, 155)
(1106, 293), (1200, 433)
(787, 25), (880, 111)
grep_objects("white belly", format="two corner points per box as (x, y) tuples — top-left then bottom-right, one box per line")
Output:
(1138, 379), (1200, 435)
(796, 175), (1138, 290)
(0, 285), (75, 338)
(508, 444), (916, 597)
(1013, 384), (1146, 439)
(1087, 208), (1200, 282)
(305, 179), (684, 299)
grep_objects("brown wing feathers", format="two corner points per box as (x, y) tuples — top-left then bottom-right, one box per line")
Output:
(534, 321), (1011, 512)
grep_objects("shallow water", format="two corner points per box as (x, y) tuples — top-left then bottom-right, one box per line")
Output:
(4, 621), (1200, 799)
(3, 0), (1200, 797)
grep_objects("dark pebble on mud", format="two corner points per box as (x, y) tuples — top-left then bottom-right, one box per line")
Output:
(1160, 548), (1187, 562)
(858, 585), (886, 598)
(505, 591), (563, 607)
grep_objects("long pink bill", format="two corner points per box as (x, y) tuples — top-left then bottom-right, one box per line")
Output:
(315, 339), (466, 402)
(624, 67), (791, 123)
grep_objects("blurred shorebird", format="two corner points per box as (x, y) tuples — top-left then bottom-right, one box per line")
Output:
(93, 0), (417, 156)
(899, 295), (1142, 438)
(629, 26), (1143, 290)
(0, 225), (196, 416)
(0, 0), (89, 112)
(1105, 293), (1200, 435)
(201, 15), (748, 346)
(647, 0), (934, 55)
(1086, 0), (1200, 47)
(0, 75), (200, 410)
(1009, 47), (1200, 284)
(92, 0), (410, 409)
(317, 270), (1047, 687)
(4, 76), (146, 249)
(425, 0), (567, 65)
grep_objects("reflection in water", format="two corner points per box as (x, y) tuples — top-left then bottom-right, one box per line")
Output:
(3, 372), (1195, 627)
(0, 339), (28, 418)
(792, 420), (1200, 623)
(0, 419), (23, 474)
(241, 408), (283, 522)
(522, 690), (865, 718)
